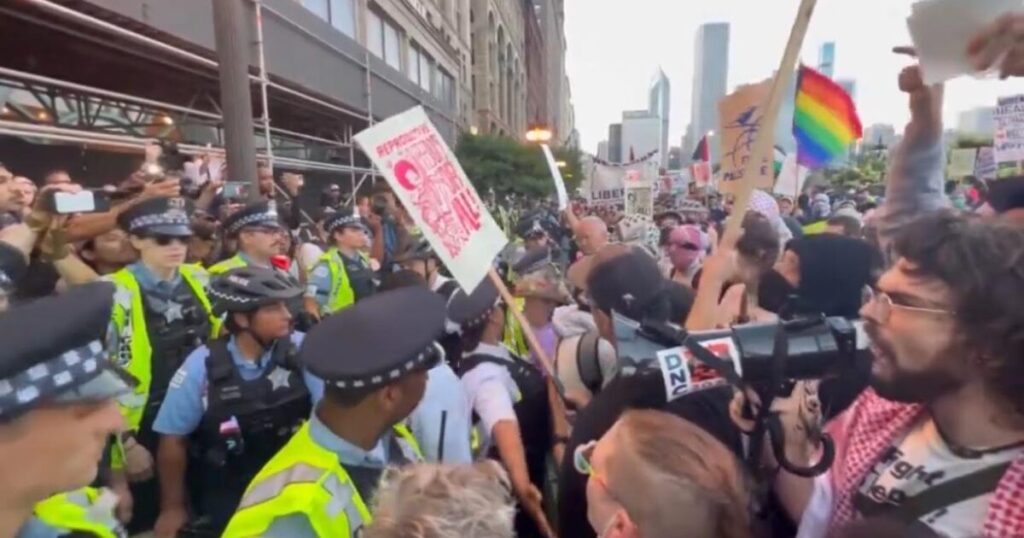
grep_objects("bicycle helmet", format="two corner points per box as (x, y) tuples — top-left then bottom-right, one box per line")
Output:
(208, 266), (303, 315)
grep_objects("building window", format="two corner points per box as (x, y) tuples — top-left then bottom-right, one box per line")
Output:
(367, 10), (401, 70)
(303, 0), (329, 20)
(329, 0), (355, 37)
(408, 43), (434, 93)
(436, 68), (455, 106)
(383, 19), (401, 69)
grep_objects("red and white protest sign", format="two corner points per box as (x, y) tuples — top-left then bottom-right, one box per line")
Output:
(354, 107), (508, 292)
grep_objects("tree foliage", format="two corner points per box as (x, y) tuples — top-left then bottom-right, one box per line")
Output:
(821, 151), (888, 191)
(455, 134), (582, 198)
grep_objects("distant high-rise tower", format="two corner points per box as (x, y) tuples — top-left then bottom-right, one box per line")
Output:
(608, 123), (623, 163)
(689, 23), (730, 160)
(819, 42), (836, 79)
(648, 69), (671, 168)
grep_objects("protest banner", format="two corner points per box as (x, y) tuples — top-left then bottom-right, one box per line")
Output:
(353, 106), (506, 293)
(975, 147), (997, 181)
(773, 153), (809, 197)
(624, 182), (654, 218)
(994, 95), (1024, 176)
(540, 144), (569, 210)
(586, 156), (657, 207)
(718, 79), (775, 193)
(947, 148), (978, 179)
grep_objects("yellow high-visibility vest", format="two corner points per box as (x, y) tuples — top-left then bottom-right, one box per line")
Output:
(223, 422), (421, 538)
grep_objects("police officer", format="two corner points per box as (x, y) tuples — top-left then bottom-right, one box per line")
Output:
(152, 267), (325, 537)
(448, 279), (555, 538)
(208, 201), (285, 275)
(103, 196), (220, 533)
(304, 212), (376, 317)
(0, 283), (131, 538)
(223, 286), (446, 538)
(394, 238), (458, 297)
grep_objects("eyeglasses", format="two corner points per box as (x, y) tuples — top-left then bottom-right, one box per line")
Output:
(149, 235), (189, 246)
(861, 286), (955, 323)
(574, 440), (598, 476)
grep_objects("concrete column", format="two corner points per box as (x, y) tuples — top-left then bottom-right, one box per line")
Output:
(212, 0), (259, 201)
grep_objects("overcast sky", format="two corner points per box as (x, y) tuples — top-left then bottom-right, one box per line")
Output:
(564, 0), (1024, 154)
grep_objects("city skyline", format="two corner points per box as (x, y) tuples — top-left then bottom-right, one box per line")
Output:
(565, 0), (1024, 154)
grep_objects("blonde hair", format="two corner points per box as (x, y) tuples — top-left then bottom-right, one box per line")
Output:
(364, 461), (516, 538)
(606, 409), (751, 538)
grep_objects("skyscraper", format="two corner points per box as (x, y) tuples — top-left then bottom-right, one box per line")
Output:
(648, 69), (671, 168)
(621, 110), (661, 163)
(608, 123), (623, 163)
(819, 42), (836, 78)
(689, 23), (730, 159)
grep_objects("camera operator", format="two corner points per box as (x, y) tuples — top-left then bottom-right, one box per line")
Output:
(771, 211), (1024, 537)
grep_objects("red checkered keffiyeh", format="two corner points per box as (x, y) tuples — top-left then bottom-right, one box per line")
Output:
(824, 389), (1024, 536)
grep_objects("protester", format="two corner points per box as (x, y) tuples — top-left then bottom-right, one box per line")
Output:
(770, 211), (1024, 537)
(80, 228), (136, 276)
(363, 461), (516, 538)
(574, 215), (610, 257)
(664, 224), (706, 288)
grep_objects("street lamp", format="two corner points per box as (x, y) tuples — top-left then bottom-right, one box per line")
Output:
(526, 125), (553, 144)
(555, 160), (567, 168)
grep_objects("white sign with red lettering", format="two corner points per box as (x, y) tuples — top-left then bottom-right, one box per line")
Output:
(354, 107), (508, 292)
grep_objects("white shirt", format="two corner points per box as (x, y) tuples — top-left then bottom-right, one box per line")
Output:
(458, 342), (520, 451)
(296, 242), (324, 274)
(798, 416), (1022, 538)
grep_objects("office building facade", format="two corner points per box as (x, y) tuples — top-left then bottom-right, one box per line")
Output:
(649, 69), (671, 168)
(688, 22), (729, 157)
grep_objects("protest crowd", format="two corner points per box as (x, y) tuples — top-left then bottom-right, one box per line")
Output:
(6, 6), (1024, 538)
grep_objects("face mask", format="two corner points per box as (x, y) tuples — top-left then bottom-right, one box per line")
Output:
(758, 269), (797, 314)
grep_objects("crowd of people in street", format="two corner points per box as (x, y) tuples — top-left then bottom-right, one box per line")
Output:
(3, 10), (1024, 538)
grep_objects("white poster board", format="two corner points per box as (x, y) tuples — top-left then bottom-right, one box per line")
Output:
(353, 107), (508, 292)
(624, 182), (654, 218)
(947, 148), (978, 179)
(773, 153), (809, 197)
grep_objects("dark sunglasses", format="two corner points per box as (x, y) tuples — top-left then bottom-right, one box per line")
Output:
(148, 235), (189, 246)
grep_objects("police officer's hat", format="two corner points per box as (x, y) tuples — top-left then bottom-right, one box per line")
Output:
(323, 212), (368, 237)
(222, 201), (283, 237)
(0, 282), (133, 422)
(512, 246), (555, 276)
(446, 278), (500, 330)
(117, 196), (193, 237)
(516, 216), (549, 240)
(300, 287), (446, 392)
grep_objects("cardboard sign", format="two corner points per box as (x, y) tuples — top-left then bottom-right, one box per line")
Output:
(975, 147), (997, 181)
(994, 94), (1024, 166)
(541, 144), (569, 210)
(691, 161), (712, 188)
(718, 79), (775, 192)
(353, 107), (508, 293)
(655, 337), (742, 403)
(624, 182), (654, 218)
(947, 148), (978, 179)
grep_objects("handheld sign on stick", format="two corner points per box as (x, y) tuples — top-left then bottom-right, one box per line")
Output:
(723, 0), (819, 237)
(353, 107), (558, 378)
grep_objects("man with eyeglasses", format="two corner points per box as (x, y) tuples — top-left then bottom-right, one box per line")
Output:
(208, 201), (287, 276)
(102, 196), (221, 534)
(770, 211), (1024, 537)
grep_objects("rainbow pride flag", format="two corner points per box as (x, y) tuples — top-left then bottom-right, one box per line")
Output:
(793, 65), (862, 169)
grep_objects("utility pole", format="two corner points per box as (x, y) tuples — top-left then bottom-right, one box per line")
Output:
(212, 0), (260, 202)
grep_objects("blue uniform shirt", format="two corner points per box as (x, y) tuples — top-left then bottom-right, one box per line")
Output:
(152, 332), (323, 436)
(407, 363), (472, 464)
(261, 413), (406, 538)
